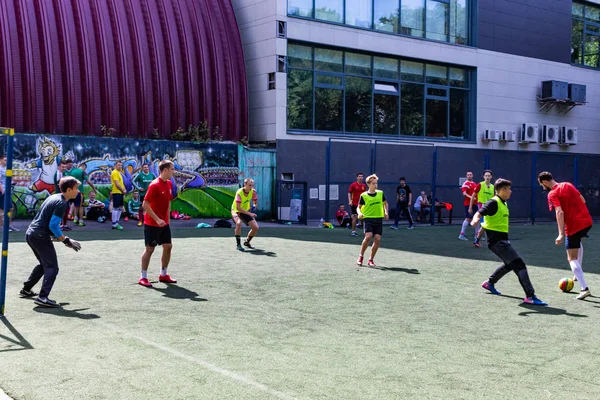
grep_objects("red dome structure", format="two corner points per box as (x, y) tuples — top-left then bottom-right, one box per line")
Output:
(0, 0), (248, 141)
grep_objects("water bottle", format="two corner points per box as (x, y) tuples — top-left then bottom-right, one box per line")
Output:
(318, 217), (324, 228)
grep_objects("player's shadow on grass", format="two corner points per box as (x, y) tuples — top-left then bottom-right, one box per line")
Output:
(243, 249), (277, 257)
(0, 317), (33, 353)
(518, 304), (587, 318)
(366, 266), (420, 273)
(151, 285), (208, 301)
(33, 304), (100, 320)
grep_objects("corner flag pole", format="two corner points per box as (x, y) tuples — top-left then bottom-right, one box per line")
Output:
(0, 127), (15, 317)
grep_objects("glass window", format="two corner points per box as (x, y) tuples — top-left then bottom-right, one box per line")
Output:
(426, 0), (449, 41)
(345, 77), (372, 133)
(587, 4), (600, 23)
(449, 0), (468, 44)
(449, 67), (466, 87)
(374, 94), (399, 135)
(584, 33), (600, 68)
(288, 44), (313, 69)
(345, 52), (372, 76)
(401, 61), (424, 82)
(572, 2), (584, 18)
(427, 87), (447, 97)
(287, 70), (313, 130)
(315, 48), (343, 72)
(449, 89), (467, 139)
(315, 88), (343, 131)
(374, 57), (399, 79)
(315, 0), (343, 23)
(400, 83), (424, 136)
(401, 0), (425, 37)
(374, 0), (399, 33)
(425, 99), (448, 137)
(288, 0), (313, 18)
(316, 74), (343, 86)
(572, 20), (584, 65)
(345, 0), (373, 29)
(426, 64), (447, 85)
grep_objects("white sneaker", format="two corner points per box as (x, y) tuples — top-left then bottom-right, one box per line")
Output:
(576, 289), (591, 300)
(458, 235), (468, 241)
(351, 231), (357, 236)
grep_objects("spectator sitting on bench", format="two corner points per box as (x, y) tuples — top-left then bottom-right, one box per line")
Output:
(127, 190), (141, 221)
(85, 191), (109, 222)
(414, 191), (430, 222)
(336, 204), (352, 228)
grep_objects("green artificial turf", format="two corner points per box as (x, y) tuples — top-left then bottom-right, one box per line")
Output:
(1, 224), (599, 399)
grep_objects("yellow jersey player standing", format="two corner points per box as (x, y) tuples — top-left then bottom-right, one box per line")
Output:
(470, 169), (494, 247)
(110, 160), (127, 230)
(231, 178), (259, 251)
(356, 174), (389, 267)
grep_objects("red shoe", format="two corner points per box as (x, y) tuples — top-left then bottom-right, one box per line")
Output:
(368, 259), (376, 267)
(138, 278), (152, 287)
(159, 274), (177, 283)
(124, 216), (129, 221)
(356, 255), (363, 266)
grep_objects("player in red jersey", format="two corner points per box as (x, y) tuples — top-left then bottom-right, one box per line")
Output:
(348, 173), (367, 237)
(459, 171), (479, 241)
(138, 160), (177, 288)
(538, 171), (592, 300)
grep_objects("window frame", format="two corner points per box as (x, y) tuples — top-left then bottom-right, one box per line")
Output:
(572, 1), (600, 70)
(287, 0), (473, 46)
(286, 42), (475, 142)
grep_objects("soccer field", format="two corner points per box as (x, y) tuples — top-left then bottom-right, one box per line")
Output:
(1, 225), (599, 400)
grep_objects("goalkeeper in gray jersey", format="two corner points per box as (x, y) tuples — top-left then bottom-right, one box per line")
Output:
(20, 176), (82, 308)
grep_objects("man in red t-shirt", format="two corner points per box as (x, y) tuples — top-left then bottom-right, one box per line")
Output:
(347, 173), (366, 236)
(459, 171), (479, 241)
(336, 204), (351, 228)
(539, 171), (592, 300)
(138, 160), (176, 288)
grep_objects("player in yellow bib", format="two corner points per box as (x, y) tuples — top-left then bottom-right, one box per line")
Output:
(356, 174), (389, 268)
(110, 160), (127, 230)
(231, 178), (259, 251)
(470, 169), (494, 247)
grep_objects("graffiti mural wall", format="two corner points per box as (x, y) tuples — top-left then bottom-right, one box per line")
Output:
(1, 134), (240, 218)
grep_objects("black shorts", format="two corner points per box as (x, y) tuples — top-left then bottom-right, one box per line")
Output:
(68, 192), (83, 207)
(566, 226), (591, 250)
(144, 224), (172, 247)
(112, 194), (124, 208)
(464, 204), (478, 218)
(351, 205), (358, 215)
(364, 218), (383, 236)
(489, 240), (520, 265)
(0, 193), (4, 210)
(234, 212), (255, 226)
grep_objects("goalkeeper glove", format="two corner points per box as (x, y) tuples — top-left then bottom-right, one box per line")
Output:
(63, 236), (82, 252)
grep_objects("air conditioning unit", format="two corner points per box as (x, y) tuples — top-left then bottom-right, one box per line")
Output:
(559, 126), (578, 146)
(520, 123), (538, 143)
(540, 125), (559, 145)
(501, 130), (516, 142)
(484, 129), (500, 141)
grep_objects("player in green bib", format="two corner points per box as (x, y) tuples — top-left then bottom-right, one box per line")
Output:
(231, 178), (259, 251)
(470, 170), (494, 247)
(133, 164), (156, 226)
(356, 174), (389, 268)
(471, 178), (547, 306)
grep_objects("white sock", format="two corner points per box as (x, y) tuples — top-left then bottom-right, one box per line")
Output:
(569, 260), (588, 290)
(161, 268), (167, 276)
(112, 210), (119, 225)
(141, 270), (147, 279)
(461, 220), (469, 235)
(578, 243), (584, 266)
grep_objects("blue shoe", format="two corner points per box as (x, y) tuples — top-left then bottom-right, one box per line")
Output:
(482, 280), (501, 295)
(236, 244), (245, 252)
(524, 296), (547, 306)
